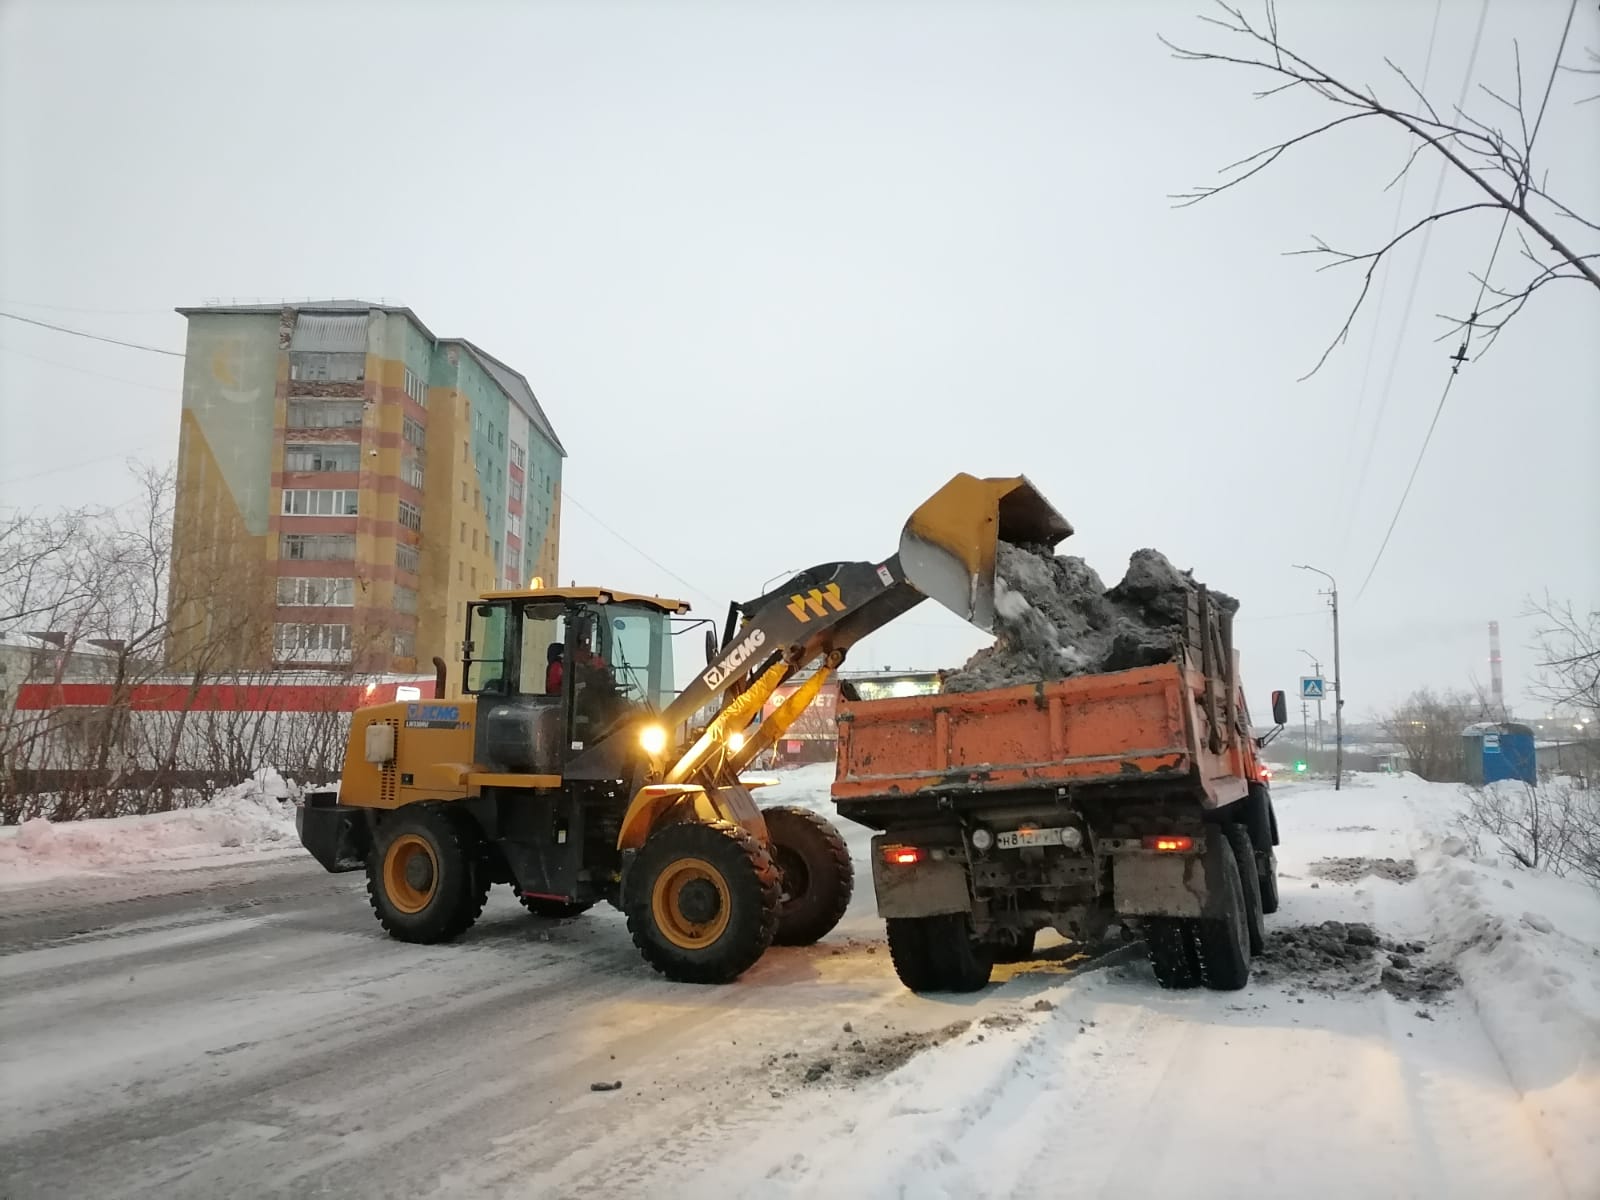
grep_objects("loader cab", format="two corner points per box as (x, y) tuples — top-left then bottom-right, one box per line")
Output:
(461, 589), (681, 773)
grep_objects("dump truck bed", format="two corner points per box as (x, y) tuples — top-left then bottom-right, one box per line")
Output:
(831, 659), (1254, 827)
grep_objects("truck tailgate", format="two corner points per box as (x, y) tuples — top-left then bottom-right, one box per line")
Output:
(833, 662), (1207, 803)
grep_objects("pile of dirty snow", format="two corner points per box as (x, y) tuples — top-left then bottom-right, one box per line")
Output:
(945, 542), (1236, 693)
(0, 768), (309, 884)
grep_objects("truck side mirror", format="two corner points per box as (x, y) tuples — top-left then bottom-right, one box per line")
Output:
(1271, 690), (1288, 726)
(705, 629), (718, 666)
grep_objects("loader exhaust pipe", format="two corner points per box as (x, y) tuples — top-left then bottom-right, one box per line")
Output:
(432, 655), (448, 699)
(899, 473), (1073, 631)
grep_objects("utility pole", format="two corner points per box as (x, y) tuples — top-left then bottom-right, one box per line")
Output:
(1302, 697), (1310, 760)
(1295, 565), (1343, 790)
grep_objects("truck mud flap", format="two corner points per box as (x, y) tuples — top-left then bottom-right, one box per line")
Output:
(871, 834), (971, 918)
(1111, 851), (1208, 918)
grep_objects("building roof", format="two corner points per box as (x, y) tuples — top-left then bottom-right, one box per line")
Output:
(446, 338), (567, 457)
(174, 300), (565, 453)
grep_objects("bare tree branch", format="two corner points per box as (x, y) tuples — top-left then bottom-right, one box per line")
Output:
(1165, 0), (1600, 375)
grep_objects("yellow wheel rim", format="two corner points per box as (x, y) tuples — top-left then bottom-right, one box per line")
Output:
(650, 856), (731, 950)
(383, 833), (438, 914)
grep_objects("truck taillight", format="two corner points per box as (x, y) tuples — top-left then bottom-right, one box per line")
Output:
(1143, 835), (1194, 853)
(883, 846), (924, 866)
(1258, 763), (1272, 781)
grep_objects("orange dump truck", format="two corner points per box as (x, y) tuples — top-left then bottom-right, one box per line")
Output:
(832, 592), (1288, 993)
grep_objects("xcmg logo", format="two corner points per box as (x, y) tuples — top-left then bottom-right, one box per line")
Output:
(703, 628), (767, 690)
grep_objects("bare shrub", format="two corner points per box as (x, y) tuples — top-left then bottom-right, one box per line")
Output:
(1461, 779), (1600, 888)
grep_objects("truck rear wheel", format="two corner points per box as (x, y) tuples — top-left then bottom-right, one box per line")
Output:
(1145, 918), (1200, 989)
(366, 807), (489, 943)
(762, 806), (854, 946)
(886, 914), (993, 993)
(1225, 824), (1266, 955)
(1196, 833), (1252, 991)
(1245, 783), (1281, 913)
(624, 820), (781, 984)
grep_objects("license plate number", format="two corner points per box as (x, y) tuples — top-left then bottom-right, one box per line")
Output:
(996, 827), (1068, 850)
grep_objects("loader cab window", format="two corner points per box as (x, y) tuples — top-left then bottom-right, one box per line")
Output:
(598, 604), (675, 713)
(464, 602), (510, 694)
(519, 605), (569, 695)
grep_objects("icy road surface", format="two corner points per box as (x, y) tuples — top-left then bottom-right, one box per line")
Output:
(2, 767), (1595, 1199)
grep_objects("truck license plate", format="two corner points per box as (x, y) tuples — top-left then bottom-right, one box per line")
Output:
(996, 827), (1068, 850)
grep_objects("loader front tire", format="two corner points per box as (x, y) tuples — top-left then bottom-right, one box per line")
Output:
(762, 806), (854, 946)
(886, 914), (993, 993)
(366, 807), (488, 943)
(625, 820), (781, 984)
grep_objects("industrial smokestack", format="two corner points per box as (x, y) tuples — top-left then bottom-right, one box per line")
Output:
(1489, 620), (1504, 718)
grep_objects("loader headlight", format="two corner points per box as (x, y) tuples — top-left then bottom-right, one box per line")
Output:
(970, 827), (994, 851)
(727, 731), (746, 753)
(639, 724), (668, 756)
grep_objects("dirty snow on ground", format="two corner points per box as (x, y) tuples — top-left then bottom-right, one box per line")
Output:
(0, 768), (308, 885)
(3, 765), (1596, 1199)
(683, 770), (1600, 1199)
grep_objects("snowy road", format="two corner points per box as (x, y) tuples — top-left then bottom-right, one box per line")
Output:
(2, 768), (1594, 1199)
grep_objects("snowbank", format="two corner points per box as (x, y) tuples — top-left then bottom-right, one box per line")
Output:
(0, 768), (307, 885)
(1401, 778), (1600, 1194)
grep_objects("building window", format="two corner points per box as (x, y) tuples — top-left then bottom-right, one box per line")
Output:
(404, 367), (427, 406)
(276, 577), (355, 607)
(273, 621), (352, 662)
(290, 352), (365, 382)
(403, 416), (426, 448)
(398, 500), (423, 532)
(284, 443), (359, 472)
(511, 442), (525, 469)
(393, 585), (418, 615)
(472, 529), (479, 551)
(492, 539), (500, 565)
(461, 481), (467, 501)
(471, 566), (477, 586)
(459, 521), (466, 544)
(458, 561), (464, 583)
(402, 458), (424, 488)
(510, 477), (523, 503)
(287, 399), (364, 429)
(497, 430), (505, 451)
(282, 488), (358, 516)
(396, 543), (419, 575)
(281, 533), (355, 561)
(393, 629), (416, 657)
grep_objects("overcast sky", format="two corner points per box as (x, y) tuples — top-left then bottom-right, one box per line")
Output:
(2, 0), (1596, 719)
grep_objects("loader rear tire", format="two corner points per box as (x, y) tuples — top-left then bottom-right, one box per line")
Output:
(1196, 833), (1252, 991)
(625, 820), (781, 984)
(366, 807), (489, 944)
(517, 893), (594, 919)
(886, 914), (993, 993)
(1225, 824), (1266, 955)
(762, 806), (854, 946)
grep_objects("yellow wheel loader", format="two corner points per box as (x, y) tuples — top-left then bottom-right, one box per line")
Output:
(296, 473), (1070, 983)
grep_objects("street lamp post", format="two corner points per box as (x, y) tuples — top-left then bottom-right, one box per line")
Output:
(1294, 565), (1343, 791)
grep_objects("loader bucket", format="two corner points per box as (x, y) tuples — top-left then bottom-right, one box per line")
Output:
(899, 473), (1073, 632)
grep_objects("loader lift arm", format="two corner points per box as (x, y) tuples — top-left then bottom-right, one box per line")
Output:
(640, 474), (1073, 791)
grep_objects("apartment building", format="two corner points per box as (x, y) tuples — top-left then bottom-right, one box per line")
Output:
(170, 301), (564, 676)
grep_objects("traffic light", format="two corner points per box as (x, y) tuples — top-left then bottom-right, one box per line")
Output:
(1294, 759), (1308, 774)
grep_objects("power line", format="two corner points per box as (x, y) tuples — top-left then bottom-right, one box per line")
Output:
(1338, 0), (1491, 566)
(0, 311), (184, 358)
(0, 299), (170, 316)
(560, 489), (716, 604)
(1356, 0), (1579, 601)
(1335, 0), (1446, 520)
(0, 444), (165, 489)
(0, 343), (178, 392)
